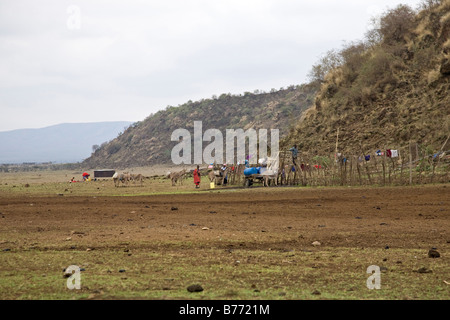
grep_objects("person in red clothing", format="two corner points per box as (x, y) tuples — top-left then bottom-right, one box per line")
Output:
(193, 165), (201, 188)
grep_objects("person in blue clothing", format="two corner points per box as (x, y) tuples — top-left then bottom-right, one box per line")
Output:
(289, 145), (299, 166)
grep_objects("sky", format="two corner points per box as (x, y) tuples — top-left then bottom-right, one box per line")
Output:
(0, 0), (425, 132)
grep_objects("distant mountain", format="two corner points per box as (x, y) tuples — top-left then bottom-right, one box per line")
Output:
(0, 121), (133, 164)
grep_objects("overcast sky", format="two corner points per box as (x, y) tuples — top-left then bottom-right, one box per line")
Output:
(0, 0), (425, 132)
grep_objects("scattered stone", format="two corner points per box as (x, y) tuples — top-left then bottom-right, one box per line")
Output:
(428, 249), (440, 258)
(189, 223), (196, 226)
(65, 237), (72, 241)
(187, 284), (204, 293)
(383, 258), (387, 262)
(171, 207), (178, 211)
(312, 241), (321, 246)
(380, 223), (388, 226)
(311, 290), (321, 295)
(86, 248), (92, 252)
(71, 231), (85, 236)
(385, 246), (390, 249)
(202, 227), (209, 230)
(209, 211), (217, 214)
(417, 267), (432, 274)
(145, 206), (150, 208)
(119, 269), (126, 273)
(24, 184), (30, 188)
(62, 268), (79, 278)
(380, 266), (388, 273)
(318, 225), (326, 228)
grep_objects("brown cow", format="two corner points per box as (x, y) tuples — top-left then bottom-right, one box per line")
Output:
(169, 169), (186, 186)
(130, 173), (144, 186)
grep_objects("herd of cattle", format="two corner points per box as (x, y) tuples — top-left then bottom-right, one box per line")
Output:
(111, 169), (188, 187)
(111, 168), (219, 187)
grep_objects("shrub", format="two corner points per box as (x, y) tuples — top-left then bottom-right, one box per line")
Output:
(307, 49), (343, 83)
(379, 5), (416, 45)
(107, 142), (121, 155)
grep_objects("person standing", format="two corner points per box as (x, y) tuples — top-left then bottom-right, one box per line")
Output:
(193, 165), (201, 188)
(289, 145), (299, 166)
(221, 164), (228, 185)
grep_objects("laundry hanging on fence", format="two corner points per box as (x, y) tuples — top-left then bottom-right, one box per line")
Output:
(386, 149), (399, 158)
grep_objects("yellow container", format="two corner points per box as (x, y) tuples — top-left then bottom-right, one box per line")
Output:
(210, 182), (215, 189)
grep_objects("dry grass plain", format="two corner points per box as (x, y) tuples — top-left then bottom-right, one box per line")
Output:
(0, 168), (449, 300)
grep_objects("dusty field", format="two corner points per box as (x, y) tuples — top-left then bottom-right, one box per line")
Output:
(0, 176), (449, 300)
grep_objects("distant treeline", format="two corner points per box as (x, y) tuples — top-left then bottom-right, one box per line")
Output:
(0, 162), (83, 172)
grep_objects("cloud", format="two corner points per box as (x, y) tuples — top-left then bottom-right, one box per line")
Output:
(0, 0), (425, 131)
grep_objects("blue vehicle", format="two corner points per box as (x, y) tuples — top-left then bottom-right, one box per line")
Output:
(243, 154), (279, 187)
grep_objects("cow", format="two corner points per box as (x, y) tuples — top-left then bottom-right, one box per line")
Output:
(130, 173), (144, 186)
(168, 169), (186, 186)
(112, 172), (131, 187)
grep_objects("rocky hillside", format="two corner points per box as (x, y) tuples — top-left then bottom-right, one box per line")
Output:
(283, 1), (450, 156)
(84, 84), (318, 168)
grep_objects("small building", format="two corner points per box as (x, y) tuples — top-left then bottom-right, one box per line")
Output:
(94, 169), (116, 179)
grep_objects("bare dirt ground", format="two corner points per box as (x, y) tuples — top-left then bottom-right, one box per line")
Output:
(0, 183), (449, 300)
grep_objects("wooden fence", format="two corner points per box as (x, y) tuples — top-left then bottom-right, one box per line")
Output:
(219, 145), (449, 187)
